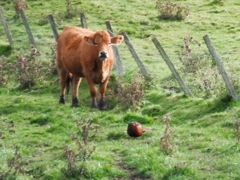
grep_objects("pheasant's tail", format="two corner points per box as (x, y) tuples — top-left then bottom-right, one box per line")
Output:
(142, 127), (153, 133)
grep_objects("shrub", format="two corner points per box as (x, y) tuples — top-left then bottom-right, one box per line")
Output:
(156, 0), (190, 21)
(1, 46), (55, 89)
(178, 36), (224, 98)
(179, 36), (203, 72)
(108, 73), (146, 109)
(13, 0), (27, 18)
(15, 46), (45, 89)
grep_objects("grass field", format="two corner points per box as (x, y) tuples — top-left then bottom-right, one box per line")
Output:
(1, 0), (240, 179)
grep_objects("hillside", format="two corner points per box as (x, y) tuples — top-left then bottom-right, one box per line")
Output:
(0, 0), (240, 179)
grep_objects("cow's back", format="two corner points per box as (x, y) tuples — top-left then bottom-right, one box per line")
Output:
(56, 26), (97, 76)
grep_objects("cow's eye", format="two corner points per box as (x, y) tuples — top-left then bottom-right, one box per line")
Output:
(93, 41), (98, 46)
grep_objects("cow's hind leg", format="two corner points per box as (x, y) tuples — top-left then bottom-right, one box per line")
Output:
(91, 99), (98, 109)
(72, 76), (81, 107)
(59, 70), (68, 104)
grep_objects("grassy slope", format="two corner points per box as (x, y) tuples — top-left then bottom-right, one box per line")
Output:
(1, 0), (240, 179)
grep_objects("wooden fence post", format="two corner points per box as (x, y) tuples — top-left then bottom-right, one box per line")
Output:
(152, 37), (193, 96)
(120, 31), (151, 80)
(80, 13), (87, 28)
(48, 14), (58, 42)
(0, 6), (14, 46)
(203, 35), (238, 100)
(105, 20), (124, 76)
(20, 9), (38, 49)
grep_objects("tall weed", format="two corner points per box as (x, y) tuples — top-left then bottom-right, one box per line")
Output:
(63, 119), (99, 178)
(65, 0), (73, 18)
(160, 113), (174, 154)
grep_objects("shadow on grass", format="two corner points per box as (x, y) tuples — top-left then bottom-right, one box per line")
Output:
(0, 44), (12, 56)
(0, 104), (38, 115)
(143, 91), (232, 125)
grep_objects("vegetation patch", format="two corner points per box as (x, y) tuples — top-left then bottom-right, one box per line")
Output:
(63, 119), (99, 178)
(162, 166), (196, 180)
(209, 0), (224, 6)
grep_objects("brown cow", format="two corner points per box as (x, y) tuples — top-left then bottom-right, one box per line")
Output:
(56, 26), (124, 109)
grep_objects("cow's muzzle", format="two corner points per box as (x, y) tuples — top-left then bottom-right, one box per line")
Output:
(99, 51), (108, 61)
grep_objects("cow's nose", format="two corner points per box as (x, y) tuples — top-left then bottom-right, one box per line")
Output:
(99, 51), (108, 60)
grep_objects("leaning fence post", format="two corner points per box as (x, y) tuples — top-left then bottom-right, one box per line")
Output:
(152, 37), (193, 96)
(105, 20), (124, 76)
(203, 35), (238, 100)
(80, 13), (87, 28)
(120, 31), (151, 80)
(48, 14), (58, 41)
(0, 6), (14, 46)
(20, 9), (38, 49)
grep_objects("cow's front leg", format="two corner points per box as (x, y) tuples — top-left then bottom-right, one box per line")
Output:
(72, 76), (81, 107)
(85, 77), (98, 108)
(99, 77), (110, 110)
(91, 98), (98, 108)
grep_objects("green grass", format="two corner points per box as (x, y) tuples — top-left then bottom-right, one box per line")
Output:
(1, 0), (240, 179)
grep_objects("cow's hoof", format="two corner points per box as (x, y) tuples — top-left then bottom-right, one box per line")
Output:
(72, 97), (79, 107)
(91, 100), (98, 108)
(99, 99), (107, 110)
(59, 95), (65, 104)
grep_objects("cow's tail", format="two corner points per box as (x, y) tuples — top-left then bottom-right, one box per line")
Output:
(66, 73), (72, 95)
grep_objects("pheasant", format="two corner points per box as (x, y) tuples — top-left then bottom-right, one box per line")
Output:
(127, 122), (145, 137)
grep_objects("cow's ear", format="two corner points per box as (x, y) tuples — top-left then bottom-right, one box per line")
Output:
(111, 35), (124, 45)
(84, 36), (96, 45)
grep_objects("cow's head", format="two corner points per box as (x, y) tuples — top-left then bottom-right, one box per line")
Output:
(84, 31), (124, 61)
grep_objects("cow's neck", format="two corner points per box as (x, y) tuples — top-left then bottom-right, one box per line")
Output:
(95, 59), (110, 73)
(91, 59), (111, 83)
